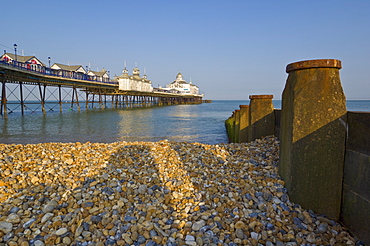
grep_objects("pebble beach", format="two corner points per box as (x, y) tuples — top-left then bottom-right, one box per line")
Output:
(0, 136), (358, 246)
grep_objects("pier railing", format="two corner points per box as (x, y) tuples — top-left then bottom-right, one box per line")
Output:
(0, 60), (115, 84)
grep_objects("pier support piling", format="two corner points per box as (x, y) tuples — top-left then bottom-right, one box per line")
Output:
(20, 82), (24, 115)
(58, 85), (63, 112)
(38, 83), (46, 114)
(1, 80), (7, 117)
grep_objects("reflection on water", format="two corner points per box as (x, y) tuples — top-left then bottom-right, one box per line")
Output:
(2, 100), (368, 145)
(169, 105), (200, 119)
(117, 108), (155, 141)
(117, 106), (201, 143)
(0, 102), (229, 144)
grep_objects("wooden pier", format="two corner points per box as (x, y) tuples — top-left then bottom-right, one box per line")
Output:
(0, 62), (203, 117)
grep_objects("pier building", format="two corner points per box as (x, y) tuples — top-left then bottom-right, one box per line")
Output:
(88, 68), (110, 83)
(1, 53), (45, 66)
(116, 66), (153, 92)
(1, 53), (45, 73)
(50, 63), (87, 80)
(165, 72), (200, 95)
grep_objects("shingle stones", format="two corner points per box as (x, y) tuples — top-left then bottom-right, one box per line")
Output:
(0, 137), (359, 245)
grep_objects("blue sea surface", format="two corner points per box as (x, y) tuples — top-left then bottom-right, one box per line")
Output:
(1, 100), (369, 145)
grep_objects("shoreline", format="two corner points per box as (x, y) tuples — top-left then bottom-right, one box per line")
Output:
(0, 137), (359, 245)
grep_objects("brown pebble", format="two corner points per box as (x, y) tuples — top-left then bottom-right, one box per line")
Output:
(234, 221), (245, 229)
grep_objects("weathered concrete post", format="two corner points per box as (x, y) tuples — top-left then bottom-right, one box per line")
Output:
(239, 105), (250, 143)
(234, 110), (240, 143)
(225, 115), (233, 142)
(279, 59), (347, 220)
(248, 95), (275, 142)
(225, 112), (235, 142)
(230, 111), (236, 142)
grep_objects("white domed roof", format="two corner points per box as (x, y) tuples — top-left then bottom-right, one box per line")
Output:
(176, 72), (183, 81)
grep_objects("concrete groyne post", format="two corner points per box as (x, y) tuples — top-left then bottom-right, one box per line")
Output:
(234, 110), (240, 143)
(279, 59), (347, 220)
(239, 105), (250, 143)
(225, 112), (236, 142)
(248, 95), (275, 142)
(225, 117), (231, 142)
(230, 111), (236, 142)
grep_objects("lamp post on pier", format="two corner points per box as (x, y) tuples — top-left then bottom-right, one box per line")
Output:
(48, 57), (51, 68)
(13, 44), (17, 62)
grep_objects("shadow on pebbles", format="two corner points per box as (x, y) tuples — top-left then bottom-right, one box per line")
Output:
(0, 136), (361, 245)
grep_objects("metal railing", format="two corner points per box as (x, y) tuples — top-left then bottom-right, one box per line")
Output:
(0, 60), (117, 85)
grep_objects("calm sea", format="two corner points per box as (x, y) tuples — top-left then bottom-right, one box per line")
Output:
(1, 100), (369, 145)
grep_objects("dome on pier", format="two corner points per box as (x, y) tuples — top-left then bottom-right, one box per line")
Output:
(176, 72), (184, 82)
(133, 67), (140, 76)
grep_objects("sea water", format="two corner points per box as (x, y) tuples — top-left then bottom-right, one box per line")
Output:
(1, 100), (369, 145)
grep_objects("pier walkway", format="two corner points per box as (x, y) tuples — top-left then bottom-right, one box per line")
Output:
(0, 61), (203, 117)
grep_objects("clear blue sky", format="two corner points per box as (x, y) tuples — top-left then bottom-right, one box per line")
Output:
(2, 1), (370, 99)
